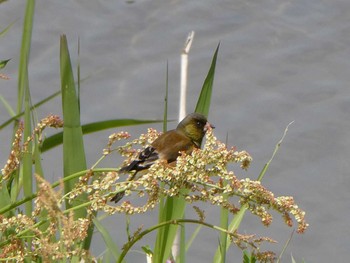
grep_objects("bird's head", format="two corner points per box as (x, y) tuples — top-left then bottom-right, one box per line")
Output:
(177, 112), (214, 147)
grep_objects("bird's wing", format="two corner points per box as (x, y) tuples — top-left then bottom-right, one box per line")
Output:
(152, 129), (195, 163)
(120, 129), (196, 172)
(119, 146), (158, 172)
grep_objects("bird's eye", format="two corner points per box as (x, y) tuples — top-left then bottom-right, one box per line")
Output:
(196, 121), (201, 126)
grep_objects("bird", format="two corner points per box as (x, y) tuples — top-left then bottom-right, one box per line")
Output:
(111, 112), (214, 203)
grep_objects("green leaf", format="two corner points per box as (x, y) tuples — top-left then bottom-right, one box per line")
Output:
(0, 59), (10, 69)
(0, 94), (16, 119)
(178, 224), (186, 263)
(40, 119), (164, 151)
(17, 0), (35, 115)
(185, 224), (202, 251)
(22, 83), (33, 214)
(195, 43), (220, 117)
(277, 230), (295, 263)
(154, 196), (181, 263)
(0, 19), (17, 37)
(0, 182), (12, 217)
(60, 35), (91, 248)
(219, 194), (229, 262)
(93, 218), (122, 262)
(60, 34), (87, 200)
(0, 70), (97, 129)
(0, 90), (60, 130)
(15, 0), (36, 252)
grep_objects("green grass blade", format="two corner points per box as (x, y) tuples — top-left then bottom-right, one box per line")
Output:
(1, 71), (94, 130)
(40, 119), (163, 152)
(93, 218), (122, 262)
(178, 224), (185, 263)
(59, 35), (97, 251)
(60, 34), (87, 199)
(154, 197), (175, 263)
(0, 20), (17, 37)
(218, 134), (230, 263)
(195, 43), (219, 117)
(17, 0), (35, 116)
(154, 61), (169, 256)
(15, 0), (36, 254)
(277, 230), (295, 263)
(0, 90), (60, 130)
(157, 61), (169, 220)
(77, 37), (81, 111)
(257, 121), (294, 181)
(34, 137), (49, 232)
(185, 224), (202, 251)
(212, 205), (248, 262)
(23, 86), (33, 215)
(17, 0), (35, 207)
(0, 94), (16, 117)
(154, 195), (190, 262)
(219, 197), (228, 262)
(0, 182), (12, 216)
(61, 35), (97, 250)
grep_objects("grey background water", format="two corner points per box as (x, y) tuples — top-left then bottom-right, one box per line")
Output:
(1, 0), (349, 262)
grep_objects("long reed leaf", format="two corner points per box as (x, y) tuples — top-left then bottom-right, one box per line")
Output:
(0, 90), (60, 129)
(0, 94), (16, 118)
(60, 34), (87, 207)
(17, 0), (35, 209)
(17, 0), (35, 116)
(153, 44), (219, 263)
(60, 35), (93, 250)
(40, 119), (163, 151)
(195, 43), (219, 117)
(93, 218), (122, 262)
(15, 0), (36, 254)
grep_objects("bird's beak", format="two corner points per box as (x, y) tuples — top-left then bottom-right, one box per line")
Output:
(204, 122), (215, 132)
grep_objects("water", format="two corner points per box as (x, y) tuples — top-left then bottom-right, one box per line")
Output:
(1, 0), (350, 261)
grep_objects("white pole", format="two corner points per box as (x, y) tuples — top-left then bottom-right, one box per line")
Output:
(179, 31), (195, 122)
(172, 31), (195, 261)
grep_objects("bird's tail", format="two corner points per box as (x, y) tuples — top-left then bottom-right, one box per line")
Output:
(110, 191), (125, 203)
(119, 160), (141, 172)
(111, 170), (138, 203)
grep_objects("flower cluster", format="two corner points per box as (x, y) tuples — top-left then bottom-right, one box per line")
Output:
(75, 127), (308, 259)
(0, 213), (31, 261)
(1, 122), (23, 180)
(1, 115), (63, 181)
(0, 115), (308, 262)
(25, 114), (63, 147)
(0, 175), (92, 262)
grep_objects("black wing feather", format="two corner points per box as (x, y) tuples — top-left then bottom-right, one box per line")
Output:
(120, 146), (159, 173)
